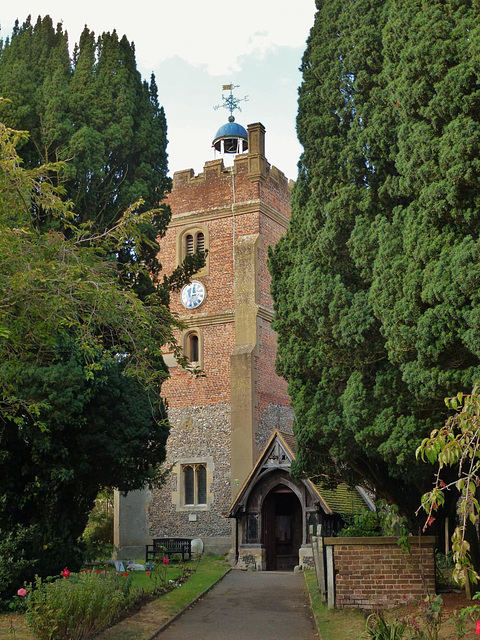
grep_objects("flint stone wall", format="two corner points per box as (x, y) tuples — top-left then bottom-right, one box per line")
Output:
(148, 404), (232, 539)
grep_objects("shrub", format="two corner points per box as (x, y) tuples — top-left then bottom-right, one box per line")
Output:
(26, 571), (137, 640)
(0, 525), (38, 604)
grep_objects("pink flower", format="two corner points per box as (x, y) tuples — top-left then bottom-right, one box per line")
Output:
(476, 620), (480, 635)
(61, 568), (70, 578)
(17, 588), (27, 597)
(163, 557), (169, 565)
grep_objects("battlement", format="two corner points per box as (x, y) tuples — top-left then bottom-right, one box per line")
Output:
(170, 122), (291, 220)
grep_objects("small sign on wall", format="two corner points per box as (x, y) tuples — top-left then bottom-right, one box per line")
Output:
(189, 513), (197, 522)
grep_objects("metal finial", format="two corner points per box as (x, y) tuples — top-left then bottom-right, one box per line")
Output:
(213, 84), (249, 119)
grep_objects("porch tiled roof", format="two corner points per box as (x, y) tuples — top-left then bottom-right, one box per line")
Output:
(312, 480), (368, 516)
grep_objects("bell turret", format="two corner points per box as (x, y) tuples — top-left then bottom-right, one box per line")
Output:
(212, 84), (249, 158)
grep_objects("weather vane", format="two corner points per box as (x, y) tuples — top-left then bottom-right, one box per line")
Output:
(213, 84), (249, 120)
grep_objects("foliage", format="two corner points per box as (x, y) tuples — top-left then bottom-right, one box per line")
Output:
(0, 16), (205, 297)
(26, 572), (137, 640)
(338, 500), (411, 552)
(269, 0), (480, 522)
(0, 16), (169, 285)
(453, 592), (480, 639)
(417, 384), (480, 586)
(0, 117), (178, 582)
(339, 509), (381, 538)
(0, 526), (38, 604)
(363, 596), (443, 640)
(0, 17), (206, 591)
(435, 552), (457, 591)
(82, 491), (114, 552)
(363, 612), (407, 640)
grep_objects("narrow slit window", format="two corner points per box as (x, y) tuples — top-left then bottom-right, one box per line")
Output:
(189, 334), (199, 362)
(196, 232), (205, 253)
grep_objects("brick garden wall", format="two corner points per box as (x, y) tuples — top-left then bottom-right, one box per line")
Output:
(324, 536), (437, 609)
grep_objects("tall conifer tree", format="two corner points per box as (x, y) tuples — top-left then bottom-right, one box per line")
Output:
(0, 17), (175, 288)
(270, 0), (480, 522)
(0, 17), (202, 580)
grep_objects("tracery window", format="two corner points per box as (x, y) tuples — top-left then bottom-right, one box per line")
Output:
(183, 463), (207, 506)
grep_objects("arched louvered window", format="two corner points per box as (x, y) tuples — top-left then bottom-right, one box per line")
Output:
(184, 231), (204, 255)
(178, 227), (209, 275)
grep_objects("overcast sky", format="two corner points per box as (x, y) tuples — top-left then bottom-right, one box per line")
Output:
(1, 1), (316, 180)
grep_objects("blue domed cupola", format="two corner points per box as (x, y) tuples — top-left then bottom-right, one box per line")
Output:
(213, 115), (248, 155)
(212, 84), (249, 158)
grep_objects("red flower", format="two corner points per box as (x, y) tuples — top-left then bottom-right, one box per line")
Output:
(123, 572), (129, 577)
(96, 569), (102, 574)
(476, 620), (480, 635)
(163, 557), (169, 565)
(61, 568), (70, 578)
(146, 570), (151, 575)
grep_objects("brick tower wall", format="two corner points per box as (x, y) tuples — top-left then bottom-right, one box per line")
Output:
(147, 124), (293, 552)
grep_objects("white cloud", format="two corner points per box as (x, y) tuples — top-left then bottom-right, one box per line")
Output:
(1, 0), (314, 75)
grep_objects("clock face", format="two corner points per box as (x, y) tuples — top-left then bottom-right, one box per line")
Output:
(181, 281), (206, 309)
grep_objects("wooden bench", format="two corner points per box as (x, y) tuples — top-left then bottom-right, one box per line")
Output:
(145, 537), (192, 563)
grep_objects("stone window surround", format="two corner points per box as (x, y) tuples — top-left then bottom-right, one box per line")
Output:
(183, 328), (204, 368)
(172, 456), (214, 512)
(176, 223), (209, 276)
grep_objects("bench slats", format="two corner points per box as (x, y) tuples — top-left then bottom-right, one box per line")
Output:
(145, 537), (192, 563)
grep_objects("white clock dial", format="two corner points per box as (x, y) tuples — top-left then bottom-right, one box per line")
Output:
(181, 281), (206, 309)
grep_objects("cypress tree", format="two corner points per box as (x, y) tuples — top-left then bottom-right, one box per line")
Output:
(270, 0), (480, 523)
(0, 17), (177, 286)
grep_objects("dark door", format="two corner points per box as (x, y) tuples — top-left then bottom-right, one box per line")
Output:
(262, 486), (302, 571)
(263, 491), (277, 570)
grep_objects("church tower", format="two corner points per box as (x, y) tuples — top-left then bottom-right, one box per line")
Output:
(149, 89), (294, 554)
(115, 88), (294, 557)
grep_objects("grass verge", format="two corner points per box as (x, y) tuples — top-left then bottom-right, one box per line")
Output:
(304, 569), (366, 640)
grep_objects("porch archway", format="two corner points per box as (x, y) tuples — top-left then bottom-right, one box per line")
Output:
(262, 484), (302, 571)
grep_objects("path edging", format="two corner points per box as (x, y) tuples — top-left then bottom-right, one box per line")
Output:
(304, 570), (323, 640)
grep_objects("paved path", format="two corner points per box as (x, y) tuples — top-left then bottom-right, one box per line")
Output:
(158, 570), (318, 640)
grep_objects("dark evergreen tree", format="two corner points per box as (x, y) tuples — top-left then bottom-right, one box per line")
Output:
(270, 0), (480, 524)
(0, 119), (176, 590)
(0, 16), (201, 294)
(0, 16), (204, 584)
